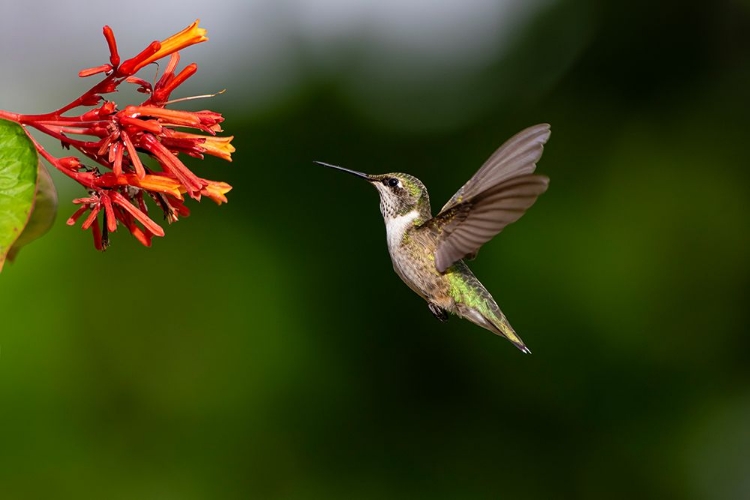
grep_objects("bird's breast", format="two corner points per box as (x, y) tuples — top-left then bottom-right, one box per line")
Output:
(384, 211), (448, 302)
(384, 210), (421, 253)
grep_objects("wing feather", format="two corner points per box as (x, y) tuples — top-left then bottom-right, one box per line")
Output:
(428, 123), (551, 273)
(440, 123), (551, 213)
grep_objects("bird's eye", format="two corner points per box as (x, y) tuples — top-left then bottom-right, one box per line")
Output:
(387, 178), (399, 188)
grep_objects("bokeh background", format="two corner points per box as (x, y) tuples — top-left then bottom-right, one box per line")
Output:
(1, 1), (749, 498)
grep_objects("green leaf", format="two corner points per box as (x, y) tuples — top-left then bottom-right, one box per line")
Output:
(0, 119), (39, 271)
(6, 161), (58, 263)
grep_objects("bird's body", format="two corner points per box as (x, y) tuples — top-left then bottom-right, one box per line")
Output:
(318, 124), (550, 353)
(381, 192), (527, 351)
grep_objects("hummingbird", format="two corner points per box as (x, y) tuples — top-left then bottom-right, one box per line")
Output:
(316, 124), (550, 353)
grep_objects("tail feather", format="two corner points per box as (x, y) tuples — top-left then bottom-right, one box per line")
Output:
(446, 261), (531, 353)
(492, 312), (530, 354)
(457, 303), (531, 353)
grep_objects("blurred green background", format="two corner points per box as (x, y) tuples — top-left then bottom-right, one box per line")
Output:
(2, 1), (750, 498)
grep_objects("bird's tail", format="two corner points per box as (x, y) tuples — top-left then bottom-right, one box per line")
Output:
(488, 311), (530, 354)
(458, 302), (531, 353)
(449, 263), (531, 353)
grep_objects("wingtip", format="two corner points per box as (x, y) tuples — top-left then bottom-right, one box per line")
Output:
(530, 123), (551, 144)
(519, 345), (532, 354)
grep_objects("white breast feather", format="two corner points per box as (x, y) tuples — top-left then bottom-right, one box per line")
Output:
(384, 210), (420, 252)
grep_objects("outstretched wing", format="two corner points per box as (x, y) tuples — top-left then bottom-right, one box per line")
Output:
(427, 124), (551, 273)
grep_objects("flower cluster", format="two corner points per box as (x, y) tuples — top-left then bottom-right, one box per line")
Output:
(0, 20), (234, 249)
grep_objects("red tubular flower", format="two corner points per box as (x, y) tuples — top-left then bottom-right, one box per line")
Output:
(117, 20), (208, 77)
(200, 180), (233, 204)
(103, 25), (120, 68)
(161, 130), (235, 161)
(0, 20), (235, 250)
(153, 62), (197, 103)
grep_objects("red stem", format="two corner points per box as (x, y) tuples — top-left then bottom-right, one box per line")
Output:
(27, 122), (103, 150)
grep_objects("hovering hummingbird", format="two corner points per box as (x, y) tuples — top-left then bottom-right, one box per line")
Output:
(317, 124), (550, 353)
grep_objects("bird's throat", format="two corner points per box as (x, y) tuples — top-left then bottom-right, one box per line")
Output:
(384, 210), (421, 251)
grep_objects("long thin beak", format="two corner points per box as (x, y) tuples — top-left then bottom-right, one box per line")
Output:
(314, 161), (371, 181)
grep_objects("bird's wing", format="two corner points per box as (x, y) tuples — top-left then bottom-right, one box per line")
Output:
(425, 124), (551, 273)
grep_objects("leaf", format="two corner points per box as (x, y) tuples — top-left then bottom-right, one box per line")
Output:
(6, 161), (58, 263)
(0, 119), (40, 271)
